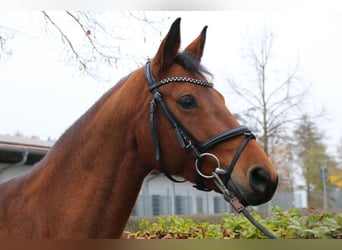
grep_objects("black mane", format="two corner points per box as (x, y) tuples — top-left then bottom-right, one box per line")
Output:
(175, 52), (212, 79)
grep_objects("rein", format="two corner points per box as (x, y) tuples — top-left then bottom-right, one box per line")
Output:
(144, 61), (277, 239)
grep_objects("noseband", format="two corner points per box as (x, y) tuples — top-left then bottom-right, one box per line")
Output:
(144, 61), (255, 192)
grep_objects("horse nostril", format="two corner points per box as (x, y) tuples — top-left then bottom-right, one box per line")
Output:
(248, 166), (271, 193)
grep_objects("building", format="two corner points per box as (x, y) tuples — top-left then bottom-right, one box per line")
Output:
(133, 173), (232, 216)
(0, 134), (53, 183)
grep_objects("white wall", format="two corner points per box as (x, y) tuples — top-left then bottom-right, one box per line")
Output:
(0, 163), (32, 183)
(134, 173), (232, 216)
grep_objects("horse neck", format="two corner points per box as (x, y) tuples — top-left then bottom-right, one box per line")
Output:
(28, 71), (151, 238)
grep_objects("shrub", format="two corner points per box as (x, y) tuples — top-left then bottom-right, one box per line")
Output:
(122, 206), (342, 239)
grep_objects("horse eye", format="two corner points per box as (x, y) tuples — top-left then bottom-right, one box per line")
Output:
(177, 95), (198, 109)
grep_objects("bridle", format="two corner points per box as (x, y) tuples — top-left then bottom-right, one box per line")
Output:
(144, 61), (277, 239)
(144, 61), (254, 191)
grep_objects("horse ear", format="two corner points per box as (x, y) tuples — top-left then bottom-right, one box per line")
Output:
(151, 18), (181, 76)
(184, 26), (208, 61)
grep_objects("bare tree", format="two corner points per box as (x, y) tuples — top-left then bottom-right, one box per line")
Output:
(40, 11), (168, 79)
(0, 11), (167, 79)
(227, 26), (317, 195)
(0, 25), (16, 60)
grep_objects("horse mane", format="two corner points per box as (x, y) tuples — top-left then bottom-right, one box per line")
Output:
(175, 52), (213, 81)
(50, 76), (129, 153)
(52, 54), (209, 151)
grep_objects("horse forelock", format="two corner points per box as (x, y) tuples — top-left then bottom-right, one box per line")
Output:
(174, 52), (213, 82)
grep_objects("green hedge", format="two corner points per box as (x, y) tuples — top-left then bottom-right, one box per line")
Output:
(123, 206), (342, 239)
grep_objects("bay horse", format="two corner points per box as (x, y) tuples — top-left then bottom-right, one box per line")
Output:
(0, 18), (278, 238)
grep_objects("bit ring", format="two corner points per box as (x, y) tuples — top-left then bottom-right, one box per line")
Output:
(195, 153), (221, 179)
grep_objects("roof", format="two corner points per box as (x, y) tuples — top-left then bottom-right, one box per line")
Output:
(0, 135), (54, 165)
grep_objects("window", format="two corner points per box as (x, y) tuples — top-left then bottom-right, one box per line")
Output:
(213, 196), (229, 213)
(196, 196), (203, 214)
(152, 195), (161, 216)
(175, 195), (188, 215)
(151, 195), (170, 216)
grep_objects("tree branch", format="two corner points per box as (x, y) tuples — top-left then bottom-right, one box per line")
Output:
(0, 25), (16, 60)
(42, 11), (86, 69)
(40, 11), (167, 79)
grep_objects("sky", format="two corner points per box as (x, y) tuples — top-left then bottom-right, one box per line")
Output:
(0, 11), (342, 155)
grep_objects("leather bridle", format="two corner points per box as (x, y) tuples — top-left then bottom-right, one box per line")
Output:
(144, 61), (278, 239)
(144, 61), (255, 192)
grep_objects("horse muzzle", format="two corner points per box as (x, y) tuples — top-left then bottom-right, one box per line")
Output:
(228, 166), (278, 206)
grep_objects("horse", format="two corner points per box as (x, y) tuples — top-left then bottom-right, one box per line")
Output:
(0, 18), (278, 238)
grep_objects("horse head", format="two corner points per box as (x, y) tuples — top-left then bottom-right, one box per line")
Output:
(137, 18), (278, 207)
